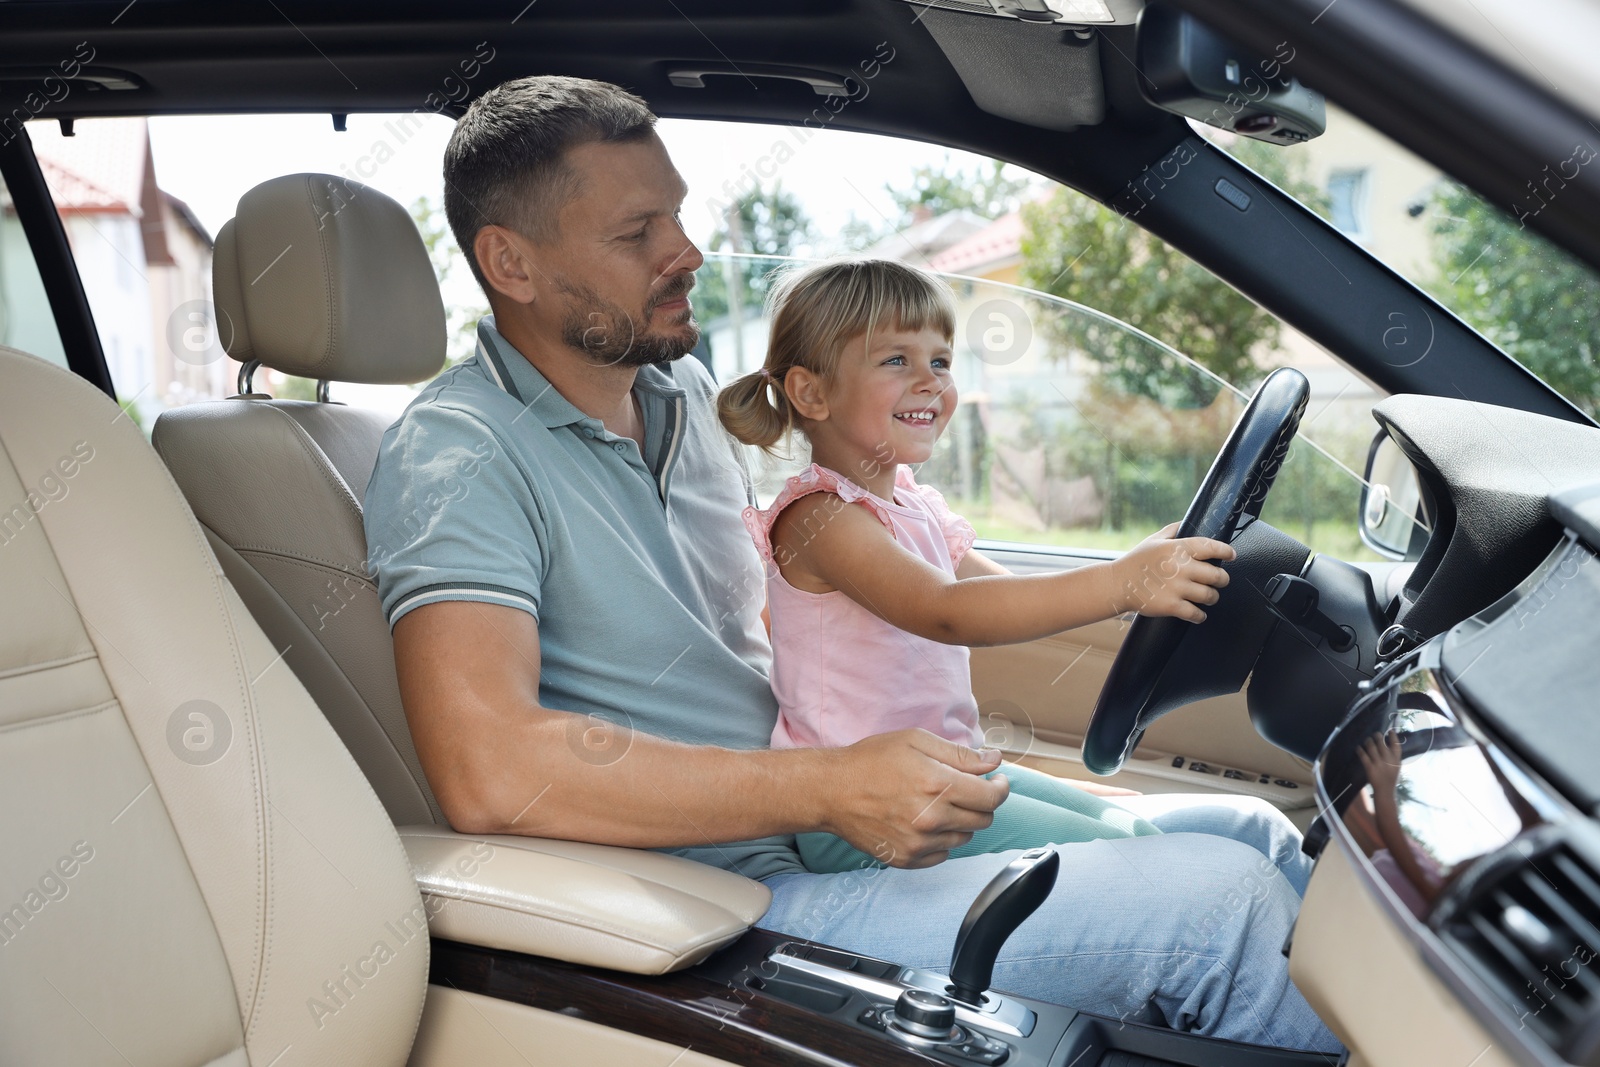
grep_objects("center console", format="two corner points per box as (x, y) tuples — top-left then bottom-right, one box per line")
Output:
(427, 841), (1340, 1067)
(697, 934), (1333, 1067)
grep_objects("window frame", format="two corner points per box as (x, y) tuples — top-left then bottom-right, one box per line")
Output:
(0, 124), (111, 396)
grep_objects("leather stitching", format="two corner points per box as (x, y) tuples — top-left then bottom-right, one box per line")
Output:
(255, 404), (363, 529)
(209, 553), (273, 1043)
(0, 647), (98, 681)
(237, 547), (376, 592)
(0, 698), (116, 734)
(225, 548), (437, 818)
(311, 174), (338, 380)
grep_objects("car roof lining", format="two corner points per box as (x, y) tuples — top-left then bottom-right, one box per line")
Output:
(0, 0), (1180, 204)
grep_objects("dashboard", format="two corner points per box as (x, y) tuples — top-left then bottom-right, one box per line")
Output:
(1305, 480), (1600, 1067)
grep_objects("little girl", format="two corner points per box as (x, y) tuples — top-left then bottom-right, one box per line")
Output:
(718, 258), (1238, 873)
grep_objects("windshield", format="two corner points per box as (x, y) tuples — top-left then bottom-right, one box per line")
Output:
(1200, 105), (1600, 420)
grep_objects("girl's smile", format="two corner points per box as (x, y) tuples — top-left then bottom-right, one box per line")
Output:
(801, 324), (957, 495)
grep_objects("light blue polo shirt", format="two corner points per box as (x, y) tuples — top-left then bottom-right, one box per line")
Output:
(364, 316), (801, 880)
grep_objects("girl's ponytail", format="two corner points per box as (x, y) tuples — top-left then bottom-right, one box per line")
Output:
(717, 368), (791, 452)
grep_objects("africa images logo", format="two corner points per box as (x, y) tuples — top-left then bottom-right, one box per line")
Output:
(165, 700), (232, 767)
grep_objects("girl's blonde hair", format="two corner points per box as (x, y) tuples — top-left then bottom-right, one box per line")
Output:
(717, 258), (957, 452)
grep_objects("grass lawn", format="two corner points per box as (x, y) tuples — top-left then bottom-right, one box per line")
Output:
(953, 504), (1384, 563)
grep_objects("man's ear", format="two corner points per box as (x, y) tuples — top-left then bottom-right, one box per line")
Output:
(474, 225), (541, 306)
(783, 367), (829, 422)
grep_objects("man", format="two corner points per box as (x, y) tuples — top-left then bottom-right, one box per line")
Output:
(364, 75), (1341, 1054)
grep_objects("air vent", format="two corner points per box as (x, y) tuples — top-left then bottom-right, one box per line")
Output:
(1441, 845), (1600, 1064)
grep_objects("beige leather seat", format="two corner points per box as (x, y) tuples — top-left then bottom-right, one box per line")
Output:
(0, 341), (762, 1066)
(1, 176), (767, 1064)
(0, 343), (427, 1065)
(153, 173), (447, 826)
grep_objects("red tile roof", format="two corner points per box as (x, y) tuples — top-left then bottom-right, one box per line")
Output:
(927, 210), (1023, 276)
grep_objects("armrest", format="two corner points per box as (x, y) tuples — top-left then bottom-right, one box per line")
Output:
(397, 825), (773, 975)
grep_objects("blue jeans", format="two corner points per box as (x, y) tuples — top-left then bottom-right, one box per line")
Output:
(758, 792), (1339, 1055)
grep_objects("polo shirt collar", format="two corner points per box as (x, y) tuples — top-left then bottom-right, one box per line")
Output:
(475, 316), (686, 427)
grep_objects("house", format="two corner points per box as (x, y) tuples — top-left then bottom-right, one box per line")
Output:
(26, 117), (223, 426)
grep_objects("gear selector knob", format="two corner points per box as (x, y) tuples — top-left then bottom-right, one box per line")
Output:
(948, 846), (1060, 1004)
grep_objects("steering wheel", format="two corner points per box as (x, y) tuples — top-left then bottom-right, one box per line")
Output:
(1081, 367), (1311, 776)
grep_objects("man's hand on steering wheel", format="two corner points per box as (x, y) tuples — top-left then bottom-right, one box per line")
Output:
(1110, 523), (1237, 624)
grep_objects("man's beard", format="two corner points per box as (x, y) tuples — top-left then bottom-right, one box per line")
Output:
(556, 272), (699, 368)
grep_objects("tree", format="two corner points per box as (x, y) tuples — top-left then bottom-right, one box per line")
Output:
(694, 183), (816, 324)
(888, 158), (1032, 224)
(411, 195), (486, 368)
(842, 157), (1033, 252)
(1020, 192), (1268, 407)
(707, 181), (817, 259)
(1425, 182), (1600, 417)
(1018, 137), (1326, 407)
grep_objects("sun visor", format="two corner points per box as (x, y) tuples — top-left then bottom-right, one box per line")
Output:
(914, 7), (1107, 131)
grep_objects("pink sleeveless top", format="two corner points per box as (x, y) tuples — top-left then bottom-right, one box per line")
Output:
(744, 463), (982, 750)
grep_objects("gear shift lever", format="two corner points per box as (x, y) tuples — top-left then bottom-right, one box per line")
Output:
(947, 846), (1059, 1004)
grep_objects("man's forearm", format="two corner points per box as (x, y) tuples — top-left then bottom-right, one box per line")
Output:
(444, 705), (835, 848)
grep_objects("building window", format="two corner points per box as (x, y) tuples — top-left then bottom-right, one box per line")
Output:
(1328, 168), (1370, 240)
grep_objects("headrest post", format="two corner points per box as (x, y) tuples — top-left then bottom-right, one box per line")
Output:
(237, 359), (261, 396)
(316, 380), (332, 403)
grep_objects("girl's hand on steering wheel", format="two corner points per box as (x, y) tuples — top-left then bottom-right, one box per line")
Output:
(1112, 523), (1236, 624)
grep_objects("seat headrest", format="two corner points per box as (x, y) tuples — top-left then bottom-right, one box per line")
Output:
(214, 173), (446, 385)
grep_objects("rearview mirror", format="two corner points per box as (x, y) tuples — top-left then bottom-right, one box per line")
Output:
(1135, 3), (1325, 145)
(1360, 430), (1428, 560)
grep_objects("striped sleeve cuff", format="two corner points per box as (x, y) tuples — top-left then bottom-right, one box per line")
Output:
(386, 582), (539, 629)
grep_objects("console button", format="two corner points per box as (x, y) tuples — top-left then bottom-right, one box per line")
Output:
(892, 989), (959, 1040)
(949, 1033), (1011, 1064)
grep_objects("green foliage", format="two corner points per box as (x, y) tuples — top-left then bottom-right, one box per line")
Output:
(840, 158), (1032, 253)
(1019, 189), (1269, 407)
(707, 182), (817, 257)
(896, 142), (1360, 540)
(1256, 433), (1371, 546)
(114, 394), (145, 432)
(1424, 182), (1600, 417)
(887, 158), (1032, 224)
(1001, 382), (1236, 530)
(1018, 139), (1327, 407)
(695, 184), (815, 324)
(410, 195), (487, 368)
(272, 374), (318, 402)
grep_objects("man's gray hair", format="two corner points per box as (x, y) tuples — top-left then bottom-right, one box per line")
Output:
(444, 75), (657, 291)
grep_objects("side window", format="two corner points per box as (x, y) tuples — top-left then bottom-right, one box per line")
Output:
(30, 112), (462, 430)
(0, 169), (69, 369)
(701, 251), (1379, 562)
(686, 131), (1382, 563)
(29, 116), (223, 433)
